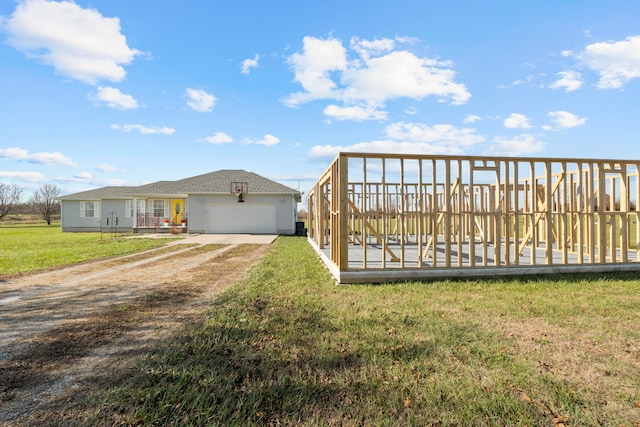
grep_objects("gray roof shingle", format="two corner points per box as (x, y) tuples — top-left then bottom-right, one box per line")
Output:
(59, 170), (300, 200)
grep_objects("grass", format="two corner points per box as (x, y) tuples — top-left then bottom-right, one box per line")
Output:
(0, 223), (174, 275)
(83, 236), (640, 426)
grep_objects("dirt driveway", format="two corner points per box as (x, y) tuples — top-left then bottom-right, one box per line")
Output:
(0, 235), (273, 425)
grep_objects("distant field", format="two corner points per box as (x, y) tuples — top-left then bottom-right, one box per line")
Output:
(0, 223), (173, 275)
(84, 236), (640, 426)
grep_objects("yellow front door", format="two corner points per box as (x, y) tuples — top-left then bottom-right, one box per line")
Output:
(171, 200), (184, 225)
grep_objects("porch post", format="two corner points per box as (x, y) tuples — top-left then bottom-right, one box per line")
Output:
(132, 198), (137, 229)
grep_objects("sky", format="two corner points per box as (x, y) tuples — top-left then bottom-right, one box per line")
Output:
(1, 0), (640, 201)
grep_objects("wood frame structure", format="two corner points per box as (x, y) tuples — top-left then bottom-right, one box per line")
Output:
(308, 152), (640, 284)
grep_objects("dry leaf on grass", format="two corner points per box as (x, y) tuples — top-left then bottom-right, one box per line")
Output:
(404, 397), (413, 408)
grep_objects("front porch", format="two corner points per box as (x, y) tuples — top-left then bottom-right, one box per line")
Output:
(133, 213), (188, 233)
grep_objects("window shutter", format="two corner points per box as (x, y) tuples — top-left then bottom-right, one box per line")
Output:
(80, 201), (85, 218)
(164, 199), (170, 217)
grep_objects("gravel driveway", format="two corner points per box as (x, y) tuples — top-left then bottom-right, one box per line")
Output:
(0, 236), (273, 425)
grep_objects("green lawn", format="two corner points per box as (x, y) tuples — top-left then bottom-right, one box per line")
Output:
(0, 223), (173, 275)
(84, 237), (640, 426)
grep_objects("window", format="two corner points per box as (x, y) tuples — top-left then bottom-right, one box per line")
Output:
(136, 200), (146, 215)
(80, 201), (99, 218)
(153, 199), (167, 217)
(126, 200), (148, 217)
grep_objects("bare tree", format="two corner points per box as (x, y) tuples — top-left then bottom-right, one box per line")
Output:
(0, 183), (23, 221)
(31, 184), (61, 225)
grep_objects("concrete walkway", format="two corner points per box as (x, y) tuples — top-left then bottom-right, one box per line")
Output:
(133, 233), (278, 245)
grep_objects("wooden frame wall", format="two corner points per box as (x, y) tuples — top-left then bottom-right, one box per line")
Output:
(307, 152), (640, 283)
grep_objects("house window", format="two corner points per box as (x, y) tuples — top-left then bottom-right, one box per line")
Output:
(136, 200), (146, 215)
(125, 200), (133, 218)
(80, 201), (99, 218)
(153, 199), (166, 217)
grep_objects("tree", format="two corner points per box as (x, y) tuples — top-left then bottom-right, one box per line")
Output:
(31, 184), (61, 225)
(0, 183), (22, 221)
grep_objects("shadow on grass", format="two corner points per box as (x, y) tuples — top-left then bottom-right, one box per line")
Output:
(355, 269), (640, 287)
(95, 294), (561, 426)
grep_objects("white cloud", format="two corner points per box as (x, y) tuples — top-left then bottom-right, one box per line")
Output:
(100, 178), (127, 185)
(342, 50), (470, 104)
(95, 163), (119, 172)
(349, 36), (395, 60)
(203, 132), (233, 144)
(404, 106), (418, 115)
(504, 113), (532, 129)
(499, 74), (536, 88)
(0, 146), (77, 167)
(284, 36), (470, 119)
(545, 110), (587, 129)
(548, 71), (583, 92)
(240, 54), (259, 75)
(4, 0), (142, 84)
(89, 86), (138, 109)
(0, 171), (46, 182)
(323, 104), (387, 121)
(285, 36), (348, 105)
(485, 134), (546, 157)
(185, 88), (216, 112)
(57, 171), (126, 186)
(307, 121), (484, 161)
(578, 35), (640, 89)
(385, 122), (484, 146)
(307, 140), (459, 161)
(463, 114), (481, 124)
(110, 124), (175, 135)
(75, 171), (93, 180)
(255, 134), (279, 146)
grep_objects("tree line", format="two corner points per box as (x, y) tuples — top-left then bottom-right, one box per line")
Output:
(0, 183), (61, 225)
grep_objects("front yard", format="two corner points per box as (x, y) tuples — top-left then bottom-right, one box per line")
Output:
(84, 237), (640, 426)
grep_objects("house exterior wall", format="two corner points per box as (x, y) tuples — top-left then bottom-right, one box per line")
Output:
(61, 199), (132, 232)
(187, 193), (297, 234)
(61, 192), (298, 234)
(101, 199), (134, 231)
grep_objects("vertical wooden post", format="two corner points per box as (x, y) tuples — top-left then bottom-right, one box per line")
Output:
(418, 159), (424, 268)
(493, 162), (501, 266)
(561, 162), (568, 264)
(545, 161), (553, 265)
(431, 159), (438, 267)
(362, 158), (368, 268)
(503, 161), (511, 266)
(381, 158), (387, 269)
(530, 161), (537, 265)
(513, 162), (520, 266)
(444, 159), (451, 267)
(338, 154), (349, 271)
(457, 160), (464, 267)
(577, 163), (584, 262)
(636, 164), (640, 260)
(597, 163), (607, 263)
(400, 158), (406, 268)
(469, 161), (476, 267)
(620, 167), (628, 261)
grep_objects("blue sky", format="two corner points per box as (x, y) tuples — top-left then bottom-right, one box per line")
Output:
(1, 0), (640, 200)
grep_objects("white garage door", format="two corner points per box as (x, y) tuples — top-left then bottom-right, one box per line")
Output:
(205, 204), (277, 234)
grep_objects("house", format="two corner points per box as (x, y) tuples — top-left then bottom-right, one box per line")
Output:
(58, 170), (302, 234)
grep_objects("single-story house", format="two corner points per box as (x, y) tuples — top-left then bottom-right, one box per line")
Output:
(58, 170), (302, 234)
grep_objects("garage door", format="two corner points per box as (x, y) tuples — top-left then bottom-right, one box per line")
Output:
(205, 204), (277, 234)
